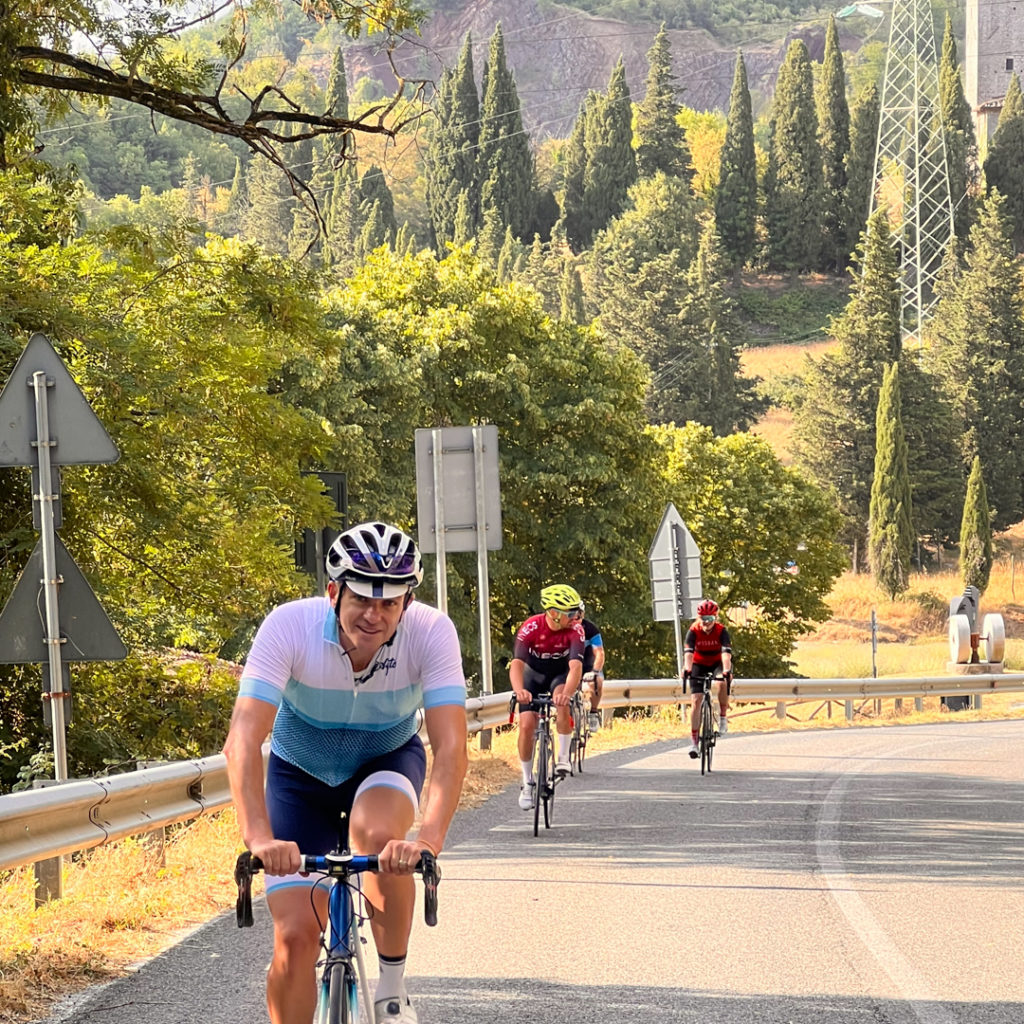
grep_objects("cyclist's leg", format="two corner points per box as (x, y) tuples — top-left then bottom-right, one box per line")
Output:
(517, 667), (549, 785)
(347, 737), (426, 956)
(549, 673), (573, 770)
(264, 753), (348, 1024)
(347, 736), (426, 1013)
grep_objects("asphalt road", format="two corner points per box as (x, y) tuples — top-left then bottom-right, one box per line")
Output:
(44, 720), (1024, 1024)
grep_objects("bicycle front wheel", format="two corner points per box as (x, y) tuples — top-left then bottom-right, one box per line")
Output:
(700, 697), (714, 776)
(533, 726), (548, 836)
(325, 962), (356, 1024)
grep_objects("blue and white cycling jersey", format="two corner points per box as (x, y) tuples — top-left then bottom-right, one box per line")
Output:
(239, 596), (466, 786)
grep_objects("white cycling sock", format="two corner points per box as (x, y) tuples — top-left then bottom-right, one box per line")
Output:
(558, 733), (571, 762)
(376, 954), (407, 1001)
(521, 759), (534, 785)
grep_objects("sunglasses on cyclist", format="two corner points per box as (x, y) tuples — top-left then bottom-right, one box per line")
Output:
(699, 615), (717, 625)
(551, 607), (580, 619)
(347, 548), (418, 576)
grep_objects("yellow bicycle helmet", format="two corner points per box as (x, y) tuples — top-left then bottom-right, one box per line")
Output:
(540, 583), (582, 611)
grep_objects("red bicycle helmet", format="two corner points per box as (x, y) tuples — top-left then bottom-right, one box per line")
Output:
(696, 599), (719, 617)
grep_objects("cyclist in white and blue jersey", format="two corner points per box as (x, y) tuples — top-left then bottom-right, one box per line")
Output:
(224, 522), (468, 1024)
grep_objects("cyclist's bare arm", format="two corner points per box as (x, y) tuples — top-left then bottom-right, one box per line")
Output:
(223, 697), (300, 875)
(509, 658), (531, 703)
(414, 703), (468, 857)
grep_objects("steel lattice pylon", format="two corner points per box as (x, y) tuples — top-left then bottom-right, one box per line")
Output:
(871, 0), (955, 345)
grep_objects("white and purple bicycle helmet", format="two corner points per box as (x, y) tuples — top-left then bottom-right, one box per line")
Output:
(325, 521), (423, 599)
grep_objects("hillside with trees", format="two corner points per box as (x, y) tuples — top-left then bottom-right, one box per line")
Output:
(2, 0), (1023, 790)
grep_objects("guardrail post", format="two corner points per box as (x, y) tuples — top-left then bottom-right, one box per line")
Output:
(844, 700), (853, 721)
(31, 778), (71, 904)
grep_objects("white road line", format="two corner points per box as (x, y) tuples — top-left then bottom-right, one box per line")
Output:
(815, 736), (960, 1024)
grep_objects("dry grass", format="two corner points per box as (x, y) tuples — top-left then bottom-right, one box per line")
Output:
(739, 337), (837, 384)
(6, 547), (1024, 1023)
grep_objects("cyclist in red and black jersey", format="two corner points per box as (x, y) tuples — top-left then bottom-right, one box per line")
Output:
(509, 583), (585, 809)
(682, 598), (733, 759)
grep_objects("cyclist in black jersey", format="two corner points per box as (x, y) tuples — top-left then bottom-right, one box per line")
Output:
(578, 603), (606, 730)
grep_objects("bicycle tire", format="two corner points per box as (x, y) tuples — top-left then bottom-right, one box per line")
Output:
(700, 695), (713, 776)
(544, 725), (556, 829)
(326, 961), (355, 1024)
(533, 725), (547, 837)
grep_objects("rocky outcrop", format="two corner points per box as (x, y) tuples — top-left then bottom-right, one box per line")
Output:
(340, 0), (851, 138)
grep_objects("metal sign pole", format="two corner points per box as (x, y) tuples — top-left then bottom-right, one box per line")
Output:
(431, 428), (448, 614)
(670, 523), (686, 677)
(32, 371), (69, 784)
(472, 428), (494, 749)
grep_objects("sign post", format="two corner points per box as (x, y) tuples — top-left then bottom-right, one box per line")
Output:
(648, 503), (702, 676)
(415, 426), (501, 745)
(0, 333), (125, 901)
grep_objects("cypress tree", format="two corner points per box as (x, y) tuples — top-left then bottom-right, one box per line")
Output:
(983, 73), (1024, 251)
(959, 455), (993, 593)
(843, 83), (880, 261)
(582, 58), (638, 241)
(476, 202), (505, 264)
(478, 24), (535, 241)
(425, 35), (481, 250)
(559, 260), (585, 323)
(792, 208), (901, 564)
(816, 16), (850, 272)
(496, 226), (517, 282)
(359, 165), (397, 244)
(634, 24), (691, 180)
(561, 92), (596, 252)
(658, 219), (763, 432)
(243, 152), (293, 253)
(452, 190), (474, 248)
(926, 190), (1024, 527)
(715, 51), (757, 270)
(939, 14), (978, 242)
(354, 199), (387, 263)
(764, 40), (823, 271)
(869, 362), (913, 598)
(221, 155), (248, 236)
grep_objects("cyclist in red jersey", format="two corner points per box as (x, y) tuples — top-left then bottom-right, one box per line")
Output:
(509, 583), (586, 809)
(682, 598), (733, 758)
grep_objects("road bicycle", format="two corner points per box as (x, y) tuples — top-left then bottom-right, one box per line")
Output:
(691, 669), (724, 776)
(234, 830), (439, 1024)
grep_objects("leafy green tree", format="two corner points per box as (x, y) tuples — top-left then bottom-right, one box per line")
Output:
(2, 0), (424, 174)
(634, 25), (691, 181)
(843, 82), (880, 261)
(764, 40), (823, 271)
(791, 208), (900, 564)
(655, 422), (847, 676)
(425, 35), (480, 250)
(869, 362), (913, 598)
(926, 190), (1024, 528)
(983, 73), (1024, 250)
(939, 14), (977, 242)
(959, 455), (993, 593)
(478, 24), (535, 241)
(816, 16), (850, 272)
(715, 52), (757, 270)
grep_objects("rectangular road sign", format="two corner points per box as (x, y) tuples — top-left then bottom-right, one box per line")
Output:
(414, 425), (502, 553)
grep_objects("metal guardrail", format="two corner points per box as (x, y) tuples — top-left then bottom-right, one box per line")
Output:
(3, 673), (1023, 874)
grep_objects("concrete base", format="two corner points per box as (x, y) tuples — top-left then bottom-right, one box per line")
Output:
(945, 661), (1004, 674)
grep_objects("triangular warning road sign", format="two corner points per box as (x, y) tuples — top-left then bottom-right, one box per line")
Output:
(0, 333), (119, 467)
(0, 534), (127, 663)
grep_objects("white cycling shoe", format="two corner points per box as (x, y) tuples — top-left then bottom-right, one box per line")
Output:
(375, 994), (418, 1024)
(688, 742), (699, 759)
(718, 718), (729, 735)
(555, 759), (572, 777)
(518, 782), (535, 810)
